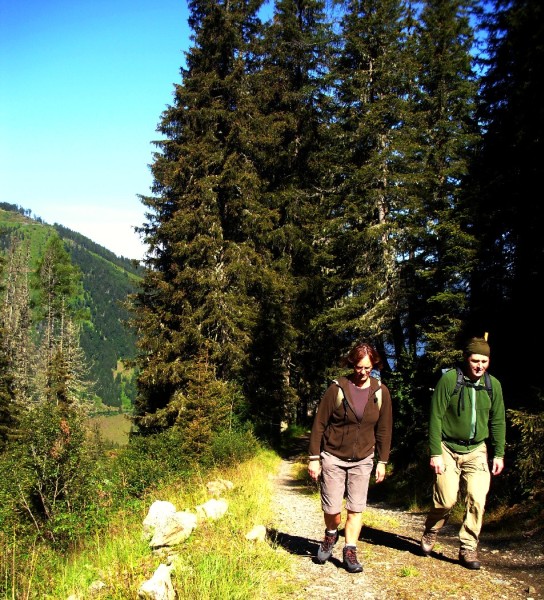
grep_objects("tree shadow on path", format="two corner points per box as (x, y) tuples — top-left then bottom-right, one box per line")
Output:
(359, 526), (459, 565)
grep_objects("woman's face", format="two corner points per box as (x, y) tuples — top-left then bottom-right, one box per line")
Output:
(352, 356), (373, 387)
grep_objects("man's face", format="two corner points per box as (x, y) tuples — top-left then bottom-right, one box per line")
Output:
(467, 353), (489, 381)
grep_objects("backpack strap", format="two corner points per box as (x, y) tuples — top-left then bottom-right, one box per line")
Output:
(453, 366), (464, 394)
(375, 382), (382, 411)
(332, 378), (348, 411)
(453, 367), (467, 415)
(483, 371), (493, 401)
(451, 366), (493, 415)
(332, 378), (382, 411)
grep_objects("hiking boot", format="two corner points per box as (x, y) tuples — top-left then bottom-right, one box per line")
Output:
(316, 529), (338, 563)
(459, 548), (480, 570)
(342, 545), (363, 573)
(420, 530), (437, 556)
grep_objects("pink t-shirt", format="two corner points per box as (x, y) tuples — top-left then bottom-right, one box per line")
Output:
(348, 381), (370, 420)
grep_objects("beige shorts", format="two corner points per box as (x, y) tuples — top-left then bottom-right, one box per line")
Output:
(320, 451), (374, 514)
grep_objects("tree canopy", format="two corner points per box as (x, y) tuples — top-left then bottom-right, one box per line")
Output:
(130, 0), (543, 495)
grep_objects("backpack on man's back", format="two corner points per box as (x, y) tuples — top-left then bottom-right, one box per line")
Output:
(449, 366), (493, 402)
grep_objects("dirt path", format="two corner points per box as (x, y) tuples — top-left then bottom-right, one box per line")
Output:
(271, 456), (543, 600)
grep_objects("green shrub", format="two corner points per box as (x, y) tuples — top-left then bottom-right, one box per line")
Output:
(209, 425), (260, 466)
(114, 428), (194, 496)
(0, 403), (111, 549)
(506, 403), (544, 498)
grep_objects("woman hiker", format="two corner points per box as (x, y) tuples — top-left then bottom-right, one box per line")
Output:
(307, 342), (393, 573)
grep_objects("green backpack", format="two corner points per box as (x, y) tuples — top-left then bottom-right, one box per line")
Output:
(332, 377), (383, 412)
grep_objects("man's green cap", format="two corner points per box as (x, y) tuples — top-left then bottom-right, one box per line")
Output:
(464, 337), (490, 357)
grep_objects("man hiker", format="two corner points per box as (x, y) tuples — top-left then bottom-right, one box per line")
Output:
(421, 335), (506, 569)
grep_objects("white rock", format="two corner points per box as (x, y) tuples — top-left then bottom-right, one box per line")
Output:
(195, 498), (228, 521)
(142, 501), (177, 540)
(137, 563), (175, 600)
(149, 510), (198, 548)
(245, 524), (267, 542)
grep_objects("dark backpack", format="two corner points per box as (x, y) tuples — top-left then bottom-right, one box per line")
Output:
(450, 366), (493, 414)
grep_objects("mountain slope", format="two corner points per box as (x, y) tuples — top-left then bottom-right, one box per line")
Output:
(0, 202), (142, 410)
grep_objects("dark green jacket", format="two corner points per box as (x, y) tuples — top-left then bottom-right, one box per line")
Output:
(429, 368), (505, 458)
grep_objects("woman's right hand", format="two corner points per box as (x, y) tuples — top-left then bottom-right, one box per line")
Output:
(308, 459), (322, 481)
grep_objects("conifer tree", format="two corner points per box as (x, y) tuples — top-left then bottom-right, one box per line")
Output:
(402, 0), (481, 367)
(313, 0), (416, 367)
(0, 239), (34, 406)
(242, 0), (336, 433)
(34, 236), (91, 411)
(0, 239), (36, 448)
(132, 0), (267, 433)
(466, 0), (544, 393)
(0, 235), (97, 540)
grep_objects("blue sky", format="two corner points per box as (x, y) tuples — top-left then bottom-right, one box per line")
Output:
(0, 0), (192, 260)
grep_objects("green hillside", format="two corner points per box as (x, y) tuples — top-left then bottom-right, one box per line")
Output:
(0, 202), (142, 411)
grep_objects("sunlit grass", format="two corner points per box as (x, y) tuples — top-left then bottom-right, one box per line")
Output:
(363, 510), (401, 530)
(399, 565), (420, 577)
(0, 448), (299, 599)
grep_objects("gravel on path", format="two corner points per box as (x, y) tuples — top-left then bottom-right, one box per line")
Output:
(270, 456), (543, 600)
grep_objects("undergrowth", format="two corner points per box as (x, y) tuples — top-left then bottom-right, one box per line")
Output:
(0, 419), (306, 600)
(0, 447), (298, 599)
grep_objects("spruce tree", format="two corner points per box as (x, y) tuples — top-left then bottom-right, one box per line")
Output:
(403, 0), (481, 368)
(132, 0), (267, 433)
(34, 236), (91, 411)
(466, 0), (544, 394)
(243, 0), (335, 434)
(314, 0), (416, 366)
(0, 239), (34, 407)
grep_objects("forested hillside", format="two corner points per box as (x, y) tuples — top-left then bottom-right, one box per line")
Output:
(0, 202), (141, 410)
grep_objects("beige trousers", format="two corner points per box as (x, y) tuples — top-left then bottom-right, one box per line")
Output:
(424, 442), (491, 550)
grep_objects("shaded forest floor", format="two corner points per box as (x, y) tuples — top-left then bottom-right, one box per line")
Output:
(269, 436), (543, 599)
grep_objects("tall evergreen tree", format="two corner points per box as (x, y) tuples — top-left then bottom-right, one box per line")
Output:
(34, 236), (90, 411)
(466, 0), (544, 397)
(314, 0), (415, 366)
(0, 239), (36, 447)
(307, 0), (431, 458)
(402, 0), (481, 368)
(132, 0), (267, 433)
(0, 239), (34, 406)
(242, 0), (335, 434)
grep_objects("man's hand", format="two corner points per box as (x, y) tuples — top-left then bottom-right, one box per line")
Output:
(430, 455), (445, 474)
(492, 457), (504, 475)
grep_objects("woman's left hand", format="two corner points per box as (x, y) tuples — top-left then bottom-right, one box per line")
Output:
(375, 462), (386, 483)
